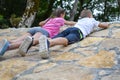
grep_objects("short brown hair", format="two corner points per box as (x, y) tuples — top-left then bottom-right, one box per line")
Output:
(80, 9), (92, 18)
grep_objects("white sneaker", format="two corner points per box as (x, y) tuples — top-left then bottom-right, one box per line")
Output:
(39, 35), (49, 59)
(18, 36), (33, 57)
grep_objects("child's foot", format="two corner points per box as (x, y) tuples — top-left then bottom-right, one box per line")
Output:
(39, 35), (49, 59)
(18, 36), (33, 57)
(0, 39), (9, 56)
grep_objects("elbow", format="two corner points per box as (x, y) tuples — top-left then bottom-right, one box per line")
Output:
(39, 22), (43, 26)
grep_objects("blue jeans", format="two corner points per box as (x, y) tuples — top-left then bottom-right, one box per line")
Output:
(27, 27), (49, 37)
(52, 27), (84, 44)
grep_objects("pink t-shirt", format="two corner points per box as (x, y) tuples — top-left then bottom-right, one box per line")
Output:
(42, 17), (65, 38)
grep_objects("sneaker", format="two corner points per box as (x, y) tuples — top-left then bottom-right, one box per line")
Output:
(18, 36), (33, 57)
(39, 35), (49, 59)
(0, 39), (9, 56)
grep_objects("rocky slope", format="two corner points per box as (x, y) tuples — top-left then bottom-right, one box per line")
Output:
(0, 23), (120, 80)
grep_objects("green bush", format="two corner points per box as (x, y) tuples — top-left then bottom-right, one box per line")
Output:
(0, 15), (9, 29)
(10, 14), (21, 28)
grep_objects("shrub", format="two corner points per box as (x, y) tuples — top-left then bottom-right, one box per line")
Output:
(0, 15), (9, 29)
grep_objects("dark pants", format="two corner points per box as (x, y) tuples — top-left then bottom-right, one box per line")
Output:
(52, 27), (84, 44)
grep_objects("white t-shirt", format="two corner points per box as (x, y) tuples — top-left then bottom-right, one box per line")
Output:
(74, 17), (100, 38)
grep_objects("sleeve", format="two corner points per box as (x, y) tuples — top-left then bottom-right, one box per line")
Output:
(57, 18), (65, 26)
(92, 19), (100, 27)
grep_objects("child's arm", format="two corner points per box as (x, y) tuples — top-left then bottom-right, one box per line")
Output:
(64, 20), (77, 26)
(98, 22), (109, 28)
(38, 20), (46, 26)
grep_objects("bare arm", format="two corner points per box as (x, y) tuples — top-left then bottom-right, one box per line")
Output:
(39, 19), (76, 27)
(98, 22), (109, 28)
(38, 20), (46, 26)
(64, 20), (77, 26)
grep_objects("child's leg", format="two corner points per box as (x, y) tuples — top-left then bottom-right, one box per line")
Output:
(30, 27), (49, 46)
(49, 37), (68, 47)
(10, 33), (32, 43)
(32, 32), (43, 45)
(50, 28), (82, 47)
(8, 40), (22, 50)
(50, 28), (73, 47)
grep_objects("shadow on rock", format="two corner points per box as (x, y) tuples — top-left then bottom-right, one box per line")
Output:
(0, 56), (6, 61)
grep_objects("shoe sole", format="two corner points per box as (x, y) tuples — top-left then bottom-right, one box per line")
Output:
(18, 36), (33, 57)
(39, 35), (49, 59)
(0, 39), (9, 56)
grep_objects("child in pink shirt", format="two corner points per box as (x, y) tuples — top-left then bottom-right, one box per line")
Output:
(42, 17), (65, 38)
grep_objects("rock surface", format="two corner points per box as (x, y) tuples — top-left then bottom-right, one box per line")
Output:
(0, 23), (120, 80)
